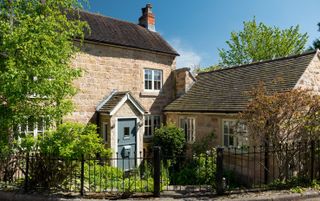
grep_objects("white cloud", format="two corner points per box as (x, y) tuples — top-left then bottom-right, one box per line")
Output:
(170, 38), (201, 68)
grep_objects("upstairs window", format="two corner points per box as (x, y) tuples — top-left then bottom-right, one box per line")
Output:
(180, 117), (196, 143)
(144, 69), (162, 91)
(144, 115), (161, 137)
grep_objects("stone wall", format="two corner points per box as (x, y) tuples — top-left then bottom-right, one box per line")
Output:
(66, 41), (176, 123)
(295, 52), (320, 92)
(166, 112), (237, 149)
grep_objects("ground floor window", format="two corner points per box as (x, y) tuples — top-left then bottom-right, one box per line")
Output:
(223, 119), (248, 147)
(144, 115), (161, 137)
(179, 117), (195, 142)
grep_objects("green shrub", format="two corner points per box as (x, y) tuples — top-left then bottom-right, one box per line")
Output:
(153, 123), (185, 159)
(192, 131), (216, 155)
(13, 122), (112, 191)
(37, 122), (111, 158)
(81, 160), (169, 193)
(169, 150), (216, 187)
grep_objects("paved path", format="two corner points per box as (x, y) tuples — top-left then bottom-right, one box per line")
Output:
(1, 190), (320, 201)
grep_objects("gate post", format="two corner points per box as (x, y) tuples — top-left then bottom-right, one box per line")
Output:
(216, 147), (225, 195)
(153, 146), (161, 197)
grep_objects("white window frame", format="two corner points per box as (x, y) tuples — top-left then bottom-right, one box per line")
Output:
(179, 117), (196, 143)
(144, 115), (161, 137)
(144, 69), (163, 92)
(18, 117), (47, 137)
(222, 119), (248, 148)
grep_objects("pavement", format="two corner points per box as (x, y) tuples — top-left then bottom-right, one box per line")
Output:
(1, 189), (320, 201)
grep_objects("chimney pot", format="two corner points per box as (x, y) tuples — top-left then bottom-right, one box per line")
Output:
(139, 3), (156, 32)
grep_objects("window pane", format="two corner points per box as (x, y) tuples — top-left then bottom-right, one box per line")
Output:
(144, 116), (150, 136)
(154, 70), (161, 81)
(37, 118), (44, 132)
(148, 127), (152, 136)
(224, 135), (229, 147)
(223, 122), (228, 134)
(154, 116), (160, 129)
(145, 70), (152, 79)
(148, 81), (152, 89)
(124, 127), (130, 137)
(154, 81), (161, 90)
(229, 136), (234, 146)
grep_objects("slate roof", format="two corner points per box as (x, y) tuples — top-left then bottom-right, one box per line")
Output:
(69, 10), (179, 56)
(164, 51), (318, 113)
(97, 91), (145, 114)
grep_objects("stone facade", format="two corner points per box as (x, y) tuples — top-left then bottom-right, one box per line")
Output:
(67, 41), (176, 123)
(295, 52), (320, 92)
(64, 40), (177, 159)
(166, 112), (237, 149)
(166, 51), (320, 150)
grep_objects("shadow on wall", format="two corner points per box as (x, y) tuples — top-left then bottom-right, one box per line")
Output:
(145, 72), (175, 117)
(80, 42), (175, 67)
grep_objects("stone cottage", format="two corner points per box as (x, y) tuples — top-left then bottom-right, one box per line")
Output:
(62, 4), (196, 168)
(165, 50), (320, 148)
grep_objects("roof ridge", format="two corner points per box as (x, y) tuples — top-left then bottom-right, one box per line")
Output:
(75, 10), (179, 56)
(199, 50), (317, 75)
(79, 9), (145, 30)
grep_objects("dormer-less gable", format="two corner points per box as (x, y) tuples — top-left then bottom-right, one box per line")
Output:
(294, 50), (320, 92)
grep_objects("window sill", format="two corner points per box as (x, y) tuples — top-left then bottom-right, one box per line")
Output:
(140, 91), (161, 97)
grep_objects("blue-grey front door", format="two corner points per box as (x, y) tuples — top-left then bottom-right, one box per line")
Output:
(117, 118), (137, 170)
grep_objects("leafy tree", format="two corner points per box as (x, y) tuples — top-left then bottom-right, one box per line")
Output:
(219, 18), (308, 67)
(194, 64), (221, 73)
(239, 83), (320, 179)
(0, 0), (88, 152)
(153, 123), (185, 159)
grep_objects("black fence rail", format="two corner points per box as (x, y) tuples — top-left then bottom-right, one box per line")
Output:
(216, 140), (320, 194)
(1, 141), (320, 197)
(0, 152), (155, 195)
(161, 150), (216, 193)
(0, 147), (217, 196)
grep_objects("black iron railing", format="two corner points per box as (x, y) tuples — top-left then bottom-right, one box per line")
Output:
(1, 140), (320, 196)
(215, 140), (320, 194)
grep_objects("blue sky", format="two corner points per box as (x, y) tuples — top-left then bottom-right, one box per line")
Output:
(87, 0), (320, 68)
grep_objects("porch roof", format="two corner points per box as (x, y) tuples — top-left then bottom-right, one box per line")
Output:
(96, 91), (146, 115)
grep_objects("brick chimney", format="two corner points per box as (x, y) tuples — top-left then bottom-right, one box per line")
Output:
(139, 4), (156, 32)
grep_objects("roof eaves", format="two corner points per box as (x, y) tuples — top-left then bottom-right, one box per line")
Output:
(82, 38), (179, 56)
